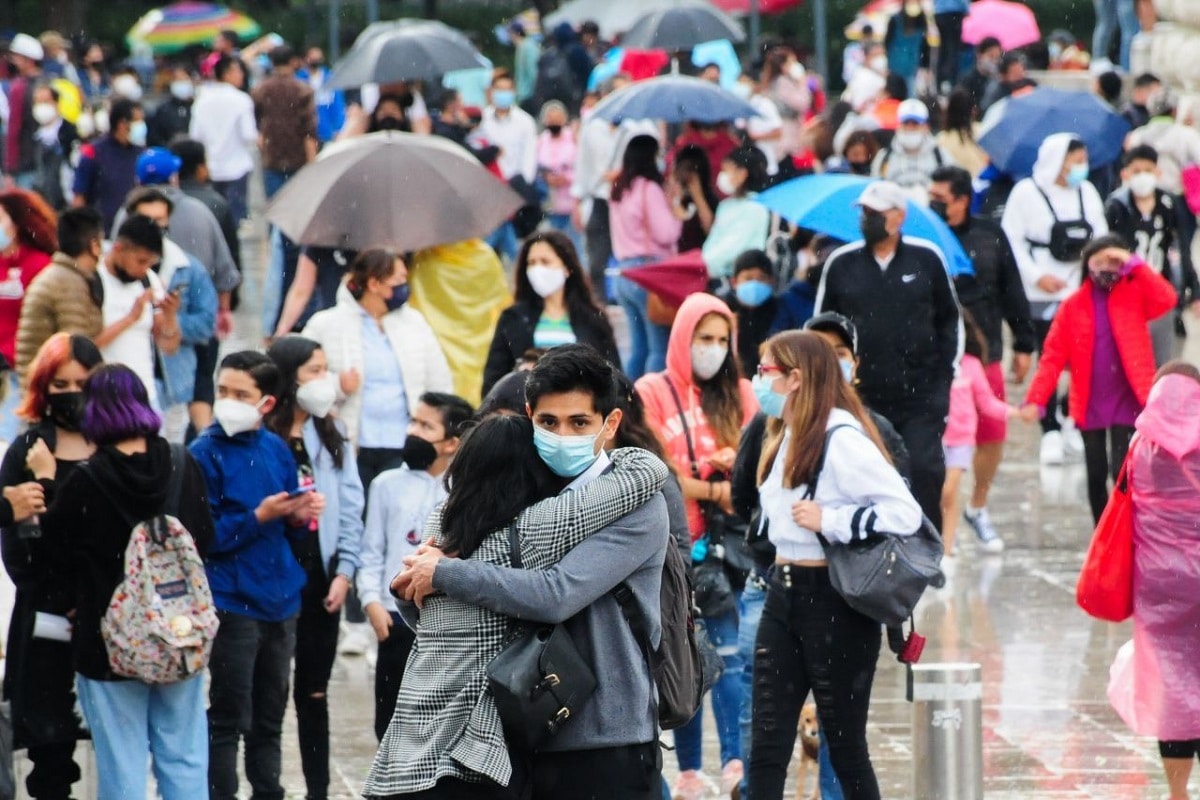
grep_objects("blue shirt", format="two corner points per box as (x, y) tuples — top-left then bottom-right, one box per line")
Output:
(73, 135), (145, 232)
(358, 310), (409, 448)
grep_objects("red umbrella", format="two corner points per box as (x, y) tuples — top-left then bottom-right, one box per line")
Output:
(711, 0), (804, 14)
(621, 250), (709, 309)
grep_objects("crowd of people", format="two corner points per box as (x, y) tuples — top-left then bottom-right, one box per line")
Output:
(0, 5), (1197, 800)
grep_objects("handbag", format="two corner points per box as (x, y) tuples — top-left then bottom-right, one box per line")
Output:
(691, 552), (736, 617)
(1181, 163), (1200, 216)
(486, 528), (597, 750)
(1076, 448), (1135, 622)
(809, 425), (946, 627)
(639, 185), (681, 326)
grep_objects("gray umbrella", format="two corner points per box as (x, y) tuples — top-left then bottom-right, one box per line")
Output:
(620, 3), (745, 52)
(265, 132), (524, 252)
(327, 20), (488, 89)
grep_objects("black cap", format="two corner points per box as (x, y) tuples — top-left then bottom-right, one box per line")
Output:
(804, 312), (858, 355)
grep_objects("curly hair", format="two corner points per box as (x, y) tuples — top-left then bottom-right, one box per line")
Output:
(0, 189), (57, 255)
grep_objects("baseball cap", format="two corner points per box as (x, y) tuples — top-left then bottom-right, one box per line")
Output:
(854, 181), (908, 213)
(804, 312), (859, 355)
(137, 148), (183, 185)
(897, 98), (929, 124)
(8, 33), (44, 62)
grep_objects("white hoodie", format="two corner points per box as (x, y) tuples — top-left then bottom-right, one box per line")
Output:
(1001, 132), (1108, 306)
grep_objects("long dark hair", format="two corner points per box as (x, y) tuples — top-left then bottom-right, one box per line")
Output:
(960, 307), (988, 363)
(674, 144), (715, 202)
(611, 134), (663, 202)
(514, 230), (613, 334)
(689, 308), (745, 448)
(439, 415), (558, 558)
(265, 336), (346, 470)
(612, 372), (670, 463)
(942, 88), (977, 136)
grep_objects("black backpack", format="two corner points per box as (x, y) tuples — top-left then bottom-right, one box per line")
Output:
(1027, 185), (1093, 263)
(534, 47), (582, 111)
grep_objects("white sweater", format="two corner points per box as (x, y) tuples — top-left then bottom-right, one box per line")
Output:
(760, 409), (923, 562)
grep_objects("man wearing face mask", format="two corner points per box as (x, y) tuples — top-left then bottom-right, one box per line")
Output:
(816, 180), (963, 532)
(871, 99), (954, 199)
(1105, 145), (1200, 366)
(30, 84), (77, 210)
(72, 98), (146, 232)
(148, 67), (196, 147)
(3, 33), (46, 192)
(479, 74), (539, 260)
(356, 392), (473, 741)
(719, 249), (778, 376)
(956, 37), (1002, 114)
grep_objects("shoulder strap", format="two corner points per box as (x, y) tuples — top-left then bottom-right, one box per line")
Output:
(662, 375), (701, 479)
(933, 146), (943, 167)
(1032, 183), (1058, 222)
(165, 443), (186, 518)
(880, 147), (891, 176)
(802, 424), (857, 501)
(507, 525), (523, 569)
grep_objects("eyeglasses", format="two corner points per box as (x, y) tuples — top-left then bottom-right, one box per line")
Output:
(756, 364), (784, 377)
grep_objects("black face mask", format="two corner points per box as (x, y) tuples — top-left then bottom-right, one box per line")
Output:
(401, 435), (439, 471)
(374, 116), (405, 132)
(546, 124), (563, 136)
(928, 200), (949, 221)
(112, 262), (142, 284)
(848, 160), (871, 176)
(1090, 269), (1120, 291)
(47, 391), (85, 431)
(860, 211), (890, 245)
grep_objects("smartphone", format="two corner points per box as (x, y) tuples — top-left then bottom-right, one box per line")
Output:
(172, 283), (188, 297)
(287, 484), (316, 499)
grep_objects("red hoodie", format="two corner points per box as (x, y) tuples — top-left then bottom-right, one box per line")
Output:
(636, 293), (758, 538)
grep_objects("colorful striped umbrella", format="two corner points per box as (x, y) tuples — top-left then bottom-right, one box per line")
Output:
(126, 2), (260, 54)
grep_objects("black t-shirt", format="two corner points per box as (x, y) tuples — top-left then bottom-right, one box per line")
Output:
(288, 436), (322, 566)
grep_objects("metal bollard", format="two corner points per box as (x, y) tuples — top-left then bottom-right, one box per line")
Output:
(911, 662), (983, 800)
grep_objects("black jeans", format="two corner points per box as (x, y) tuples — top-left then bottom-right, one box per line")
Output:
(584, 199), (612, 303)
(1081, 425), (1135, 523)
(374, 612), (416, 741)
(1033, 319), (1065, 434)
(934, 12), (966, 89)
(748, 565), (882, 800)
(529, 741), (661, 800)
(25, 741), (80, 800)
(208, 611), (298, 800)
(294, 559), (341, 799)
(874, 402), (947, 532)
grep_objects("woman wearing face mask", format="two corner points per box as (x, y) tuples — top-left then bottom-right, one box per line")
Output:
(1020, 235), (1177, 523)
(77, 43), (110, 102)
(1002, 133), (1110, 465)
(264, 335), (365, 800)
(635, 293), (758, 800)
(702, 145), (772, 282)
(834, 130), (881, 176)
(482, 231), (617, 395)
(760, 47), (812, 163)
(535, 101), (581, 253)
(368, 94), (413, 134)
(148, 68), (195, 147)
(672, 145), (720, 252)
(0, 333), (100, 800)
(301, 248), (453, 494)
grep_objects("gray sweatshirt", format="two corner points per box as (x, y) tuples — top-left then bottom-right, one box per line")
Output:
(434, 493), (669, 751)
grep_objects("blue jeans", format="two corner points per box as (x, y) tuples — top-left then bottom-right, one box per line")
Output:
(674, 602), (743, 771)
(615, 272), (669, 381)
(820, 728), (845, 799)
(737, 577), (766, 798)
(262, 168), (295, 201)
(76, 673), (207, 800)
(1092, 0), (1139, 68)
(0, 372), (23, 443)
(213, 175), (249, 223)
(486, 222), (519, 262)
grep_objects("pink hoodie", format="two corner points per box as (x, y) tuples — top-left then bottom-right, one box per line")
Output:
(636, 293), (759, 538)
(943, 354), (1010, 447)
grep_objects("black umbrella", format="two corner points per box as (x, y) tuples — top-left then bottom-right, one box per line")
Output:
(620, 2), (746, 52)
(327, 20), (488, 89)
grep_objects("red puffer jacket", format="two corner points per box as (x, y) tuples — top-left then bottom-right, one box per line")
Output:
(1025, 263), (1177, 423)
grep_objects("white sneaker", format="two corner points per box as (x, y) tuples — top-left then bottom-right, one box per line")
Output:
(338, 621), (372, 656)
(1040, 431), (1065, 465)
(962, 507), (1005, 553)
(1062, 425), (1085, 461)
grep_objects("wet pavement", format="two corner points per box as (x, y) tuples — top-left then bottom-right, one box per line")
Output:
(5, 186), (1199, 798)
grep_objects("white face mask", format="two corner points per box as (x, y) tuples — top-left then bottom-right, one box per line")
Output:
(1128, 172), (1158, 199)
(895, 130), (925, 151)
(112, 75), (143, 101)
(94, 108), (110, 135)
(213, 397), (266, 437)
(170, 80), (195, 101)
(295, 374), (337, 418)
(75, 112), (95, 139)
(691, 343), (728, 381)
(129, 119), (148, 147)
(32, 102), (58, 126)
(730, 82), (753, 101)
(525, 264), (567, 298)
(787, 62), (806, 82)
(869, 55), (889, 74)
(716, 170), (738, 196)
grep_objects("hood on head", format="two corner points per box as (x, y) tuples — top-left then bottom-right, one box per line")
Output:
(553, 22), (576, 46)
(666, 292), (737, 389)
(1135, 373), (1200, 459)
(1032, 131), (1079, 189)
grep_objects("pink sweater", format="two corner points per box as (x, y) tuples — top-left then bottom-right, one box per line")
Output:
(943, 354), (1010, 447)
(536, 129), (578, 215)
(608, 177), (682, 262)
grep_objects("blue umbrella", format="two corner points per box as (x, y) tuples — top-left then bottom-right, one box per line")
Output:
(756, 174), (974, 276)
(590, 74), (758, 124)
(978, 88), (1131, 178)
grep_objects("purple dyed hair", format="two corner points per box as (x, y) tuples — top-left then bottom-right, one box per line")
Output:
(81, 364), (162, 445)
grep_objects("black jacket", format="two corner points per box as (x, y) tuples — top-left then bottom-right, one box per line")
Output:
(951, 216), (1036, 363)
(42, 438), (214, 680)
(816, 239), (962, 413)
(1105, 188), (1200, 304)
(483, 300), (621, 394)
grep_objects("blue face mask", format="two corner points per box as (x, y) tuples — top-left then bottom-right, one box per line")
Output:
(493, 89), (516, 110)
(735, 280), (774, 308)
(1066, 163), (1090, 188)
(751, 374), (788, 419)
(839, 358), (855, 383)
(533, 424), (602, 478)
(385, 283), (409, 312)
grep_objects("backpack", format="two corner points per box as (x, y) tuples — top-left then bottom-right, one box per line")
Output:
(88, 444), (219, 684)
(613, 541), (719, 730)
(534, 47), (582, 111)
(1026, 185), (1093, 263)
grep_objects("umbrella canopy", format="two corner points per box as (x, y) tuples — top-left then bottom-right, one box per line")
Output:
(545, 0), (689, 41)
(711, 0), (804, 13)
(978, 88), (1130, 178)
(757, 174), (973, 276)
(962, 0), (1040, 50)
(126, 1), (259, 54)
(620, 3), (745, 51)
(621, 251), (709, 308)
(591, 75), (758, 124)
(327, 20), (488, 89)
(266, 132), (525, 251)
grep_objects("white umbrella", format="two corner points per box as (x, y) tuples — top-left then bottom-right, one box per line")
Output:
(544, 0), (694, 40)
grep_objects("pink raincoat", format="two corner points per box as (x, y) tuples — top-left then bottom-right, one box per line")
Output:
(1125, 373), (1200, 740)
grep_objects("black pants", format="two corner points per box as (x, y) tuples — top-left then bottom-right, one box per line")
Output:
(1081, 425), (1135, 523)
(25, 741), (80, 800)
(529, 741), (661, 800)
(208, 611), (297, 800)
(934, 12), (966, 89)
(294, 559), (342, 799)
(1160, 739), (1200, 759)
(874, 402), (947, 532)
(748, 566), (881, 800)
(1033, 319), (1065, 434)
(584, 199), (612, 303)
(374, 613), (416, 741)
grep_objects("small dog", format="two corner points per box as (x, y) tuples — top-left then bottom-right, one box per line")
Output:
(795, 702), (821, 800)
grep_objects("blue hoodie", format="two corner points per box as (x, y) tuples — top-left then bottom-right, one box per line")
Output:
(189, 423), (306, 622)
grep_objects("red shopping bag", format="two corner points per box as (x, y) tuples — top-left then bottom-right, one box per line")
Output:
(1076, 453), (1135, 622)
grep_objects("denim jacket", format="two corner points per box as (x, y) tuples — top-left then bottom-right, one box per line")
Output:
(156, 241), (217, 407)
(302, 417), (365, 580)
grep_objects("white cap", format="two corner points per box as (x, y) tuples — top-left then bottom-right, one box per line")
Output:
(897, 98), (929, 123)
(855, 181), (908, 213)
(8, 33), (44, 62)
